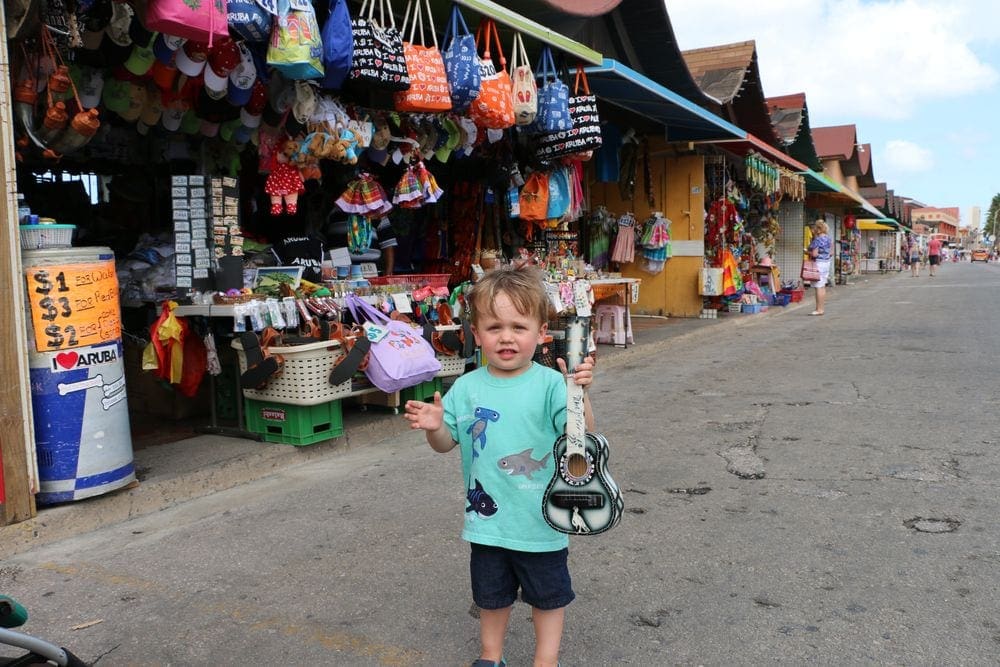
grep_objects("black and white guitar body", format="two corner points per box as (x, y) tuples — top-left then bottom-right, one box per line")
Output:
(542, 316), (624, 535)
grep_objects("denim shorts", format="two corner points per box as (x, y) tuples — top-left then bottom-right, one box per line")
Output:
(470, 543), (575, 611)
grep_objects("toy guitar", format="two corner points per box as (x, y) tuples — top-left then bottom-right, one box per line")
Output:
(542, 316), (623, 535)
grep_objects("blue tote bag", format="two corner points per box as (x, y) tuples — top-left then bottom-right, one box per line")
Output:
(321, 0), (353, 89)
(535, 46), (571, 133)
(441, 3), (480, 111)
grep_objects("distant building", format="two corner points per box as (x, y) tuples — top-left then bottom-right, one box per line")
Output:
(911, 207), (960, 242)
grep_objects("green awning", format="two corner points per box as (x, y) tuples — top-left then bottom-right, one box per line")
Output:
(801, 169), (839, 193)
(452, 0), (603, 65)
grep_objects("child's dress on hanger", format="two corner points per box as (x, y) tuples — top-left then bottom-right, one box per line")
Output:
(610, 212), (636, 264)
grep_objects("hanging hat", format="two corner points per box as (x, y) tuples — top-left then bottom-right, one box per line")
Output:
(139, 84), (164, 126)
(758, 255), (774, 267)
(152, 33), (184, 65)
(175, 41), (208, 77)
(150, 58), (178, 91)
(101, 76), (130, 115)
(104, 3), (133, 47)
(226, 42), (256, 106)
(239, 80), (267, 128)
(72, 64), (105, 109)
(118, 80), (146, 123)
(434, 116), (461, 162)
(98, 32), (132, 69)
(180, 108), (201, 134)
(245, 79), (268, 115)
(161, 100), (187, 132)
(123, 32), (157, 76)
(200, 119), (220, 137)
(203, 37), (240, 97)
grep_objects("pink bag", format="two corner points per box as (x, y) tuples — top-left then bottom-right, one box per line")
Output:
(345, 294), (441, 392)
(145, 0), (229, 44)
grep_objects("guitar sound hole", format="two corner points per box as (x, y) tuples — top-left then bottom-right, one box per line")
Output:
(561, 452), (594, 486)
(567, 453), (589, 478)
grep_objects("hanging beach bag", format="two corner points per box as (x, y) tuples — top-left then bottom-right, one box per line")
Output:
(518, 171), (550, 223)
(267, 0), (325, 80)
(344, 293), (441, 392)
(546, 167), (570, 220)
(348, 0), (410, 91)
(321, 0), (353, 89)
(394, 0), (452, 112)
(534, 46), (571, 133)
(468, 17), (514, 130)
(146, 0), (229, 44)
(441, 3), (479, 111)
(536, 65), (604, 160)
(228, 0), (273, 43)
(509, 32), (537, 126)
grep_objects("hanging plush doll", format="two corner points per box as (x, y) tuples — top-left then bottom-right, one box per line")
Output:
(265, 138), (306, 215)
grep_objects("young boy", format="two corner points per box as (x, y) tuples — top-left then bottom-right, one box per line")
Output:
(404, 266), (595, 667)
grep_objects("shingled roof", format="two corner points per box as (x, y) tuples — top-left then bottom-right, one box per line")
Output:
(813, 124), (874, 184)
(766, 93), (823, 171)
(681, 40), (782, 148)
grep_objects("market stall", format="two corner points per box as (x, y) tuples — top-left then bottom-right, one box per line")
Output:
(6, 0), (648, 508)
(700, 151), (806, 314)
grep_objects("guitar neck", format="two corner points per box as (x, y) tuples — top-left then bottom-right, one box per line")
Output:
(563, 316), (589, 458)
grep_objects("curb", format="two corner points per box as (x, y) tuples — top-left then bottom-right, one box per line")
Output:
(0, 409), (413, 559)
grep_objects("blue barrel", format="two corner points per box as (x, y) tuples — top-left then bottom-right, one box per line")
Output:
(22, 247), (135, 504)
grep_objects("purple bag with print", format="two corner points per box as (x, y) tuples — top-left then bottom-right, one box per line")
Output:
(345, 294), (441, 392)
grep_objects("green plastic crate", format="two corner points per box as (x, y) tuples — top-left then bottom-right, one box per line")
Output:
(244, 398), (344, 446)
(399, 377), (444, 404)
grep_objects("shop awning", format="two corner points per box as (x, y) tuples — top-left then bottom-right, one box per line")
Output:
(856, 198), (887, 219)
(801, 169), (840, 193)
(453, 0), (603, 65)
(694, 133), (809, 172)
(583, 59), (746, 141)
(858, 219), (895, 231)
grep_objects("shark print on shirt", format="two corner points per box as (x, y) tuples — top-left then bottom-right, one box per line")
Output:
(467, 406), (500, 458)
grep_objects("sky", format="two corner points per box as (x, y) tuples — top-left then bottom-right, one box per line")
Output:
(665, 0), (1000, 228)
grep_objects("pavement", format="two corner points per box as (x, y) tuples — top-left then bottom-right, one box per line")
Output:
(0, 291), (817, 559)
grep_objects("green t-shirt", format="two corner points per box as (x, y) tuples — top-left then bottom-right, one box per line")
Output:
(443, 363), (569, 552)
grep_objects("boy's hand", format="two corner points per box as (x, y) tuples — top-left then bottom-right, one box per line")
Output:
(404, 391), (445, 431)
(556, 355), (595, 390)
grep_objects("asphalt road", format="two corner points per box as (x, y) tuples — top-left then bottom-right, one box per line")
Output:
(4, 262), (1000, 666)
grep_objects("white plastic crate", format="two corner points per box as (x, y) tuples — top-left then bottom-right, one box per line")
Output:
(233, 338), (352, 406)
(434, 324), (467, 377)
(20, 224), (75, 249)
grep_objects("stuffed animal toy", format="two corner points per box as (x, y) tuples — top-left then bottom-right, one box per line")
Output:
(265, 138), (306, 215)
(337, 127), (359, 164)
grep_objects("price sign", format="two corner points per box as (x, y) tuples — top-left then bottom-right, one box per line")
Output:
(25, 261), (122, 353)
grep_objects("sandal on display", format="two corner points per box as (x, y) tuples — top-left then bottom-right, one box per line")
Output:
(328, 334), (371, 386)
(239, 331), (282, 389)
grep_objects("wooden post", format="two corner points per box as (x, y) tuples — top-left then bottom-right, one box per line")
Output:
(0, 16), (38, 524)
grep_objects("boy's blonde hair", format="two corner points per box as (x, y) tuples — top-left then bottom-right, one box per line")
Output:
(813, 220), (829, 235)
(467, 266), (550, 326)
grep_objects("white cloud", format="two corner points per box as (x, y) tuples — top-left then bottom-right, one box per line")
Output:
(883, 139), (934, 171)
(666, 0), (999, 121)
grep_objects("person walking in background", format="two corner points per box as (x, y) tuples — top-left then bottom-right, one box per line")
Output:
(907, 234), (921, 277)
(927, 236), (943, 277)
(807, 219), (832, 316)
